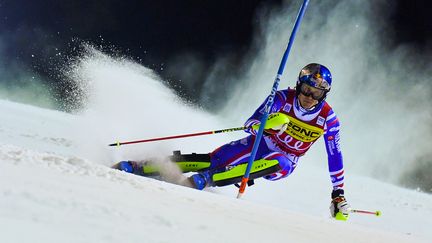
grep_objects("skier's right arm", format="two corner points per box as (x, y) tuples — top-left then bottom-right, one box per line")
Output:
(244, 90), (287, 135)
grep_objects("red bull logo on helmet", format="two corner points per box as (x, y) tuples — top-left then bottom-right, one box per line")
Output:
(298, 63), (332, 91)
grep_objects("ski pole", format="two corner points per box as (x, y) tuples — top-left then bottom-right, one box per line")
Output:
(350, 209), (382, 216)
(108, 126), (246, 147)
(237, 0), (310, 199)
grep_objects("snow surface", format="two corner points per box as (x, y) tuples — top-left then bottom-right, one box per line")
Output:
(2, 0), (431, 241)
(1, 95), (431, 243)
(1, 34), (432, 241)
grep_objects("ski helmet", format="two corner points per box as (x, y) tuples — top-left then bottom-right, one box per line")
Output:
(295, 63), (332, 103)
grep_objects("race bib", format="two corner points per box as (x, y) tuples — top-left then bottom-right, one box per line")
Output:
(285, 116), (324, 142)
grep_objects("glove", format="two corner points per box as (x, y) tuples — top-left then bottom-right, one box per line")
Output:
(329, 189), (351, 220)
(252, 112), (289, 136)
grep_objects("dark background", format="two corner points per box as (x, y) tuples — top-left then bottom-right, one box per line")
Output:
(0, 0), (431, 105)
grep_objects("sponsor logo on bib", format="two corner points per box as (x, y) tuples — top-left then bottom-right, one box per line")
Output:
(284, 117), (324, 142)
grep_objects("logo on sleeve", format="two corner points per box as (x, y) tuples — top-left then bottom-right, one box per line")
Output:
(282, 103), (292, 113)
(317, 116), (325, 126)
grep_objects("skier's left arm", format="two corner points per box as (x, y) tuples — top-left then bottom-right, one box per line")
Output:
(324, 110), (344, 190)
(324, 109), (351, 219)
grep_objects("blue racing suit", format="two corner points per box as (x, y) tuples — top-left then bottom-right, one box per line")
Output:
(209, 88), (345, 189)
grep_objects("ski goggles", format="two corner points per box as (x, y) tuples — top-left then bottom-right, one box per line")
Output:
(299, 83), (326, 100)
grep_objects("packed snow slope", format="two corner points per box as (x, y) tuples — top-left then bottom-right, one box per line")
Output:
(0, 88), (431, 242)
(1, 0), (431, 242)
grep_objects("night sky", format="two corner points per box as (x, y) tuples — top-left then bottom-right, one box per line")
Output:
(0, 0), (431, 100)
(1, 1), (281, 75)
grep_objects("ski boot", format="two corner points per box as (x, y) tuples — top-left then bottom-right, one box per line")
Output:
(188, 170), (213, 190)
(112, 161), (144, 175)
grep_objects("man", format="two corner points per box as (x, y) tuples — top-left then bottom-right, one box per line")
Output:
(114, 63), (351, 219)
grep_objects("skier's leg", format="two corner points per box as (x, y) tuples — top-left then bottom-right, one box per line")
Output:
(112, 151), (212, 177)
(112, 135), (294, 189)
(112, 135), (256, 177)
(209, 136), (259, 169)
(189, 135), (290, 189)
(262, 153), (297, 181)
(187, 135), (259, 189)
(210, 151), (296, 186)
(113, 160), (199, 188)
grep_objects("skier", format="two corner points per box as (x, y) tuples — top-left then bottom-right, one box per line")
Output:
(114, 63), (351, 219)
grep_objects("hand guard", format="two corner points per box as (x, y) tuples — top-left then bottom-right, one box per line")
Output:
(329, 189), (351, 221)
(252, 112), (289, 136)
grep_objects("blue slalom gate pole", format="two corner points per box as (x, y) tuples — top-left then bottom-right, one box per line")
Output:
(237, 0), (310, 198)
